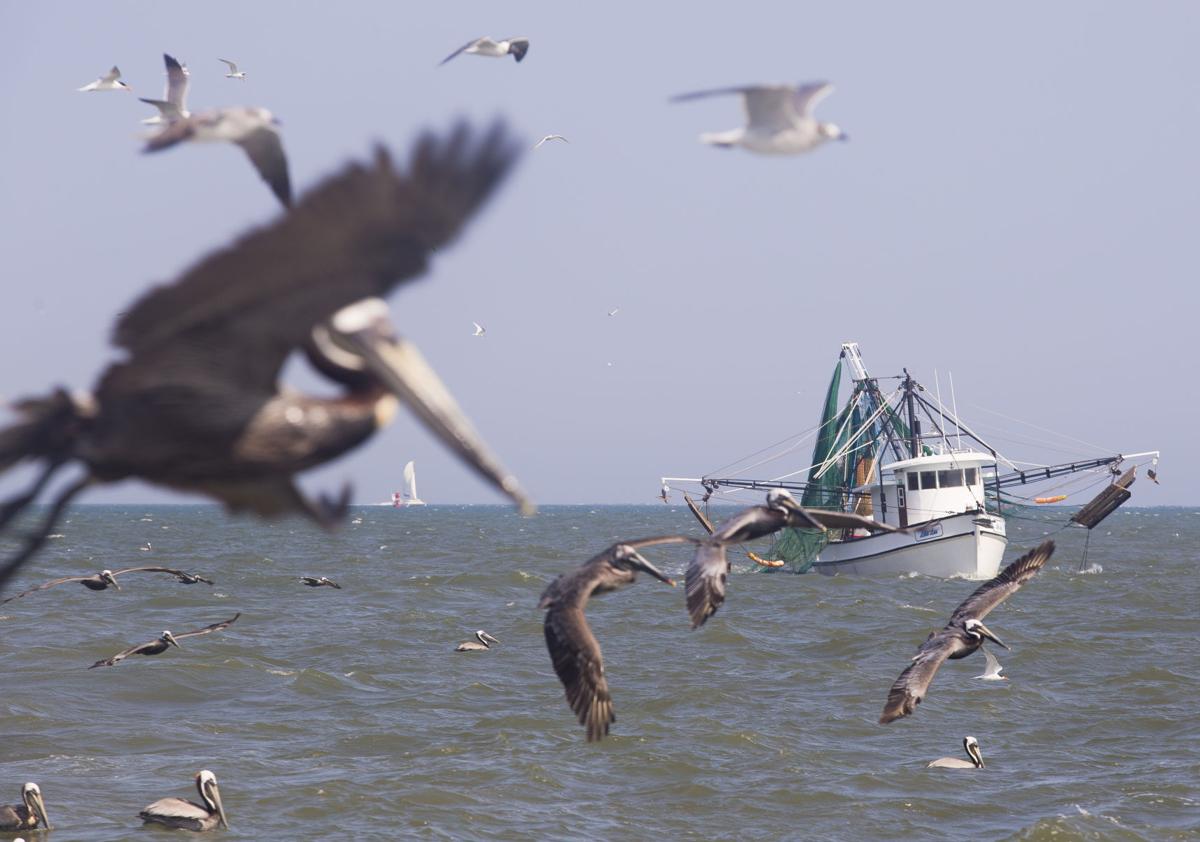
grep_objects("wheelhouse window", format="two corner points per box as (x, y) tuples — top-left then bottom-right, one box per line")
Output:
(938, 469), (963, 488)
(920, 471), (936, 489)
(907, 473), (919, 491)
(964, 467), (978, 485)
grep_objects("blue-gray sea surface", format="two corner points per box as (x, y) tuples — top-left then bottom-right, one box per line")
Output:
(1, 504), (1197, 840)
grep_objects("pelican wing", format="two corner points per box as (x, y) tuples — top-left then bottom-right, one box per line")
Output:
(685, 540), (729, 629)
(163, 54), (189, 110)
(625, 535), (695, 551)
(102, 121), (520, 431)
(804, 510), (899, 533)
(949, 540), (1054, 623)
(110, 566), (214, 584)
(236, 125), (293, 207)
(140, 796), (209, 822)
(880, 629), (963, 724)
(0, 575), (88, 604)
(439, 38), (483, 65)
(89, 637), (165, 668)
(543, 600), (614, 741)
(174, 613), (240, 639)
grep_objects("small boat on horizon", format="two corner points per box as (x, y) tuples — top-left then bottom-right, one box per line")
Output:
(391, 460), (426, 508)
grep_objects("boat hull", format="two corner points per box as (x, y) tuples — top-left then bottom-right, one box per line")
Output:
(812, 511), (1006, 579)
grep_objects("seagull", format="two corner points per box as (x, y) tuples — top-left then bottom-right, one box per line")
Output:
(78, 66), (131, 93)
(472, 322), (486, 337)
(440, 36), (529, 66)
(299, 576), (341, 589)
(219, 58), (246, 80)
(880, 541), (1054, 724)
(455, 630), (500, 651)
(928, 736), (985, 769)
(670, 82), (846, 155)
(89, 613), (240, 668)
(143, 106), (292, 207)
(973, 646), (1007, 681)
(140, 53), (190, 125)
(1, 566), (213, 604)
(139, 770), (228, 832)
(607, 308), (619, 317)
(0, 783), (49, 832)
(540, 537), (692, 741)
(534, 134), (568, 149)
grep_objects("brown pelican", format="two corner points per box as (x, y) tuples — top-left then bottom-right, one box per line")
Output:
(89, 613), (240, 668)
(1, 565), (213, 604)
(299, 576), (340, 589)
(540, 536), (693, 741)
(0, 783), (49, 831)
(139, 769), (228, 831)
(0, 120), (532, 598)
(686, 488), (897, 629)
(928, 736), (984, 769)
(455, 630), (499, 651)
(880, 540), (1054, 724)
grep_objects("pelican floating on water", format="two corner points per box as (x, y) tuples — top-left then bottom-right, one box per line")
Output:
(300, 576), (341, 589)
(670, 82), (846, 155)
(880, 541), (1054, 724)
(0, 121), (531, 598)
(928, 736), (985, 769)
(686, 488), (897, 628)
(440, 36), (529, 65)
(140, 770), (228, 831)
(0, 783), (49, 832)
(974, 646), (1007, 681)
(540, 536), (692, 741)
(455, 630), (500, 651)
(1, 565), (213, 604)
(89, 613), (240, 668)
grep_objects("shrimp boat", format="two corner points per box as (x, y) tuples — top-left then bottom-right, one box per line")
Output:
(664, 343), (1159, 578)
(391, 460), (426, 508)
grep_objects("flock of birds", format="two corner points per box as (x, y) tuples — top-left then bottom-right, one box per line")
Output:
(0, 36), (1036, 835)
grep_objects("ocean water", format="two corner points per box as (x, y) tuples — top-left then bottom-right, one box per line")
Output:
(0, 504), (1196, 840)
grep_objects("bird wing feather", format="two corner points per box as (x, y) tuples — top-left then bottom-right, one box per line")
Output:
(804, 510), (899, 533)
(791, 82), (833, 117)
(543, 601), (613, 741)
(0, 575), (88, 604)
(164, 54), (189, 110)
(174, 612), (240, 639)
(879, 629), (961, 723)
(141, 796), (210, 820)
(685, 540), (729, 629)
(949, 540), (1054, 623)
(90, 638), (161, 668)
(110, 566), (209, 583)
(439, 38), (482, 65)
(236, 125), (293, 207)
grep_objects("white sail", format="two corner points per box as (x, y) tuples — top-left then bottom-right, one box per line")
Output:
(402, 460), (425, 506)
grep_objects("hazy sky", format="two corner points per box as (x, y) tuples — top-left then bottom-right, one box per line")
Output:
(0, 2), (1194, 507)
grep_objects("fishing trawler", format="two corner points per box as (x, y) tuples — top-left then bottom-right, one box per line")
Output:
(391, 460), (426, 508)
(664, 343), (1159, 578)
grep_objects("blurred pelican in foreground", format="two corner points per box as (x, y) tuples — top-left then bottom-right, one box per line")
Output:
(78, 66), (130, 92)
(880, 541), (1054, 724)
(928, 736), (984, 769)
(540, 537), (692, 741)
(90, 613), (239, 668)
(0, 121), (531, 597)
(0, 783), (49, 832)
(2, 565), (213, 604)
(140, 770), (228, 831)
(671, 82), (846, 155)
(455, 630), (500, 651)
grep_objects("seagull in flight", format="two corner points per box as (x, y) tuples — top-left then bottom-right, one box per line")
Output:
(670, 82), (847, 155)
(440, 36), (529, 66)
(607, 308), (620, 317)
(143, 106), (291, 207)
(534, 134), (568, 149)
(140, 53), (190, 126)
(78, 66), (131, 93)
(219, 58), (247, 80)
(973, 646), (1007, 681)
(472, 322), (486, 337)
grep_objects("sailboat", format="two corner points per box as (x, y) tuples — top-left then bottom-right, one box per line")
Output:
(665, 342), (1159, 578)
(392, 460), (426, 508)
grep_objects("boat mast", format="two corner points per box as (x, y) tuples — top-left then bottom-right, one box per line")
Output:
(903, 369), (920, 458)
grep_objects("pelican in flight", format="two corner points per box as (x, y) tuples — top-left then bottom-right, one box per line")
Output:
(880, 540), (1054, 724)
(89, 613), (239, 668)
(540, 536), (692, 741)
(300, 576), (341, 589)
(670, 82), (846, 155)
(928, 736), (985, 769)
(455, 630), (500, 651)
(140, 53), (190, 125)
(0, 121), (531, 598)
(0, 783), (49, 832)
(2, 565), (213, 604)
(143, 106), (291, 206)
(440, 36), (529, 65)
(78, 65), (131, 92)
(974, 646), (1007, 681)
(140, 770), (228, 831)
(686, 488), (897, 628)
(219, 58), (246, 80)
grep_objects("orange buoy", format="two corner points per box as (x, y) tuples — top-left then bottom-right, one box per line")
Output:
(1034, 495), (1068, 504)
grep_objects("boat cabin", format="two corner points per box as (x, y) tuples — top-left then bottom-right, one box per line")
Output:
(862, 451), (995, 529)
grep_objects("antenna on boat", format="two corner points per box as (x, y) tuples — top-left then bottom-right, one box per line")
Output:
(949, 371), (963, 451)
(903, 369), (920, 458)
(934, 370), (948, 453)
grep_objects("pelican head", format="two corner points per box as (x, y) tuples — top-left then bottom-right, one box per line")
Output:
(101, 569), (120, 590)
(820, 122), (848, 142)
(161, 631), (180, 648)
(21, 782), (49, 829)
(475, 630), (500, 646)
(963, 736), (984, 768)
(195, 770), (228, 829)
(613, 544), (676, 586)
(964, 618), (1007, 650)
(766, 487), (799, 511)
